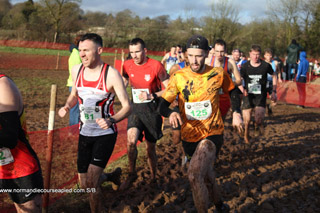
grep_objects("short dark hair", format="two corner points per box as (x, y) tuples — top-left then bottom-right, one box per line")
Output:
(250, 44), (261, 53)
(232, 48), (241, 53)
(80, 33), (103, 47)
(213, 39), (227, 50)
(129, 38), (146, 49)
(264, 48), (273, 55)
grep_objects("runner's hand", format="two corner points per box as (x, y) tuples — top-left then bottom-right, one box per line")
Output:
(169, 112), (183, 128)
(96, 118), (112, 129)
(139, 91), (149, 101)
(232, 112), (244, 135)
(58, 106), (69, 118)
(243, 89), (248, 96)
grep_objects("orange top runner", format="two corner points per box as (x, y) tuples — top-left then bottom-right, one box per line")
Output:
(162, 65), (235, 142)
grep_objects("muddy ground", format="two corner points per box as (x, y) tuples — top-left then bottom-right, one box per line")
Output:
(1, 59), (320, 212)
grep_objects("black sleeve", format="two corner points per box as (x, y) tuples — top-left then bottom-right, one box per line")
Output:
(0, 111), (19, 149)
(267, 63), (274, 75)
(157, 97), (174, 117)
(229, 88), (241, 113)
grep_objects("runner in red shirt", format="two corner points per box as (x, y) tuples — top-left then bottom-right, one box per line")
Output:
(0, 74), (43, 212)
(120, 38), (169, 190)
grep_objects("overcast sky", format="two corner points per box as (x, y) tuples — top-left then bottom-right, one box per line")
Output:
(11, 0), (269, 23)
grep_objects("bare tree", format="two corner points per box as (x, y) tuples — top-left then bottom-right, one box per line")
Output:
(202, 0), (240, 47)
(267, 0), (302, 44)
(39, 0), (81, 43)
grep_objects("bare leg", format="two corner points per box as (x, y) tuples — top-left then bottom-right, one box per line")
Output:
(242, 108), (252, 143)
(254, 106), (266, 136)
(119, 128), (140, 190)
(78, 173), (87, 189)
(145, 140), (157, 180)
(126, 128), (140, 174)
(87, 164), (104, 213)
(14, 194), (42, 213)
(188, 139), (217, 213)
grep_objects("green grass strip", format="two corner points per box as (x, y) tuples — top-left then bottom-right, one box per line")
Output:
(0, 45), (162, 60)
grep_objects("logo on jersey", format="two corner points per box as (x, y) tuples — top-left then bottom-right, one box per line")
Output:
(144, 74), (151, 82)
(130, 74), (134, 77)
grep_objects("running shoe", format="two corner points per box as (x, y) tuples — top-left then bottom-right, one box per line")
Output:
(108, 167), (122, 186)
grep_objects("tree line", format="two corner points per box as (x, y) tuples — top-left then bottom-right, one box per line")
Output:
(0, 0), (319, 58)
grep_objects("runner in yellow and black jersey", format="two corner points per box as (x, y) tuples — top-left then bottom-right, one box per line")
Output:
(158, 35), (243, 213)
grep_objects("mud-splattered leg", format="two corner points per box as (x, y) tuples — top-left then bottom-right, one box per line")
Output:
(188, 139), (217, 213)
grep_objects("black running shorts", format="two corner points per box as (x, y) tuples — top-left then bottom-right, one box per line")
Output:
(127, 102), (163, 143)
(0, 170), (43, 204)
(242, 93), (267, 109)
(77, 133), (117, 173)
(182, 134), (223, 161)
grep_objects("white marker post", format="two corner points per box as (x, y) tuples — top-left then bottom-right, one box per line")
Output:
(43, 84), (57, 213)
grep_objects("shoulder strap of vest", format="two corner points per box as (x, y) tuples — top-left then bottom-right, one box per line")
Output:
(76, 64), (84, 81)
(224, 57), (229, 72)
(103, 63), (110, 82)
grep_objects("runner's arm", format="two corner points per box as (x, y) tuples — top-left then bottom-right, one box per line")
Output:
(153, 79), (169, 99)
(58, 65), (81, 117)
(275, 61), (282, 83)
(161, 53), (168, 65)
(158, 97), (182, 128)
(0, 77), (20, 148)
(169, 64), (180, 76)
(229, 58), (242, 86)
(229, 88), (241, 113)
(108, 67), (131, 123)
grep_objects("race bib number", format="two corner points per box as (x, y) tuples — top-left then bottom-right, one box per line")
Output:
(0, 148), (14, 166)
(80, 105), (102, 124)
(185, 100), (212, 120)
(248, 83), (261, 94)
(132, 88), (151, 104)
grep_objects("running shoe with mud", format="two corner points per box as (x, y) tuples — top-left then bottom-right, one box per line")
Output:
(100, 167), (122, 186)
(119, 172), (138, 191)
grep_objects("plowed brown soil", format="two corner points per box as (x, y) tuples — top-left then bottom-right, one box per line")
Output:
(1, 53), (320, 212)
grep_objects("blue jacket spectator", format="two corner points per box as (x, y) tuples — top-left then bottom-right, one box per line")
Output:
(296, 51), (309, 82)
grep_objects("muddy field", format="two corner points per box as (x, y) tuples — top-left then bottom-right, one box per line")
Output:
(1, 59), (320, 212)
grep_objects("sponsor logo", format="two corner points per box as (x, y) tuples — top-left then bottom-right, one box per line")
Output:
(144, 74), (151, 82)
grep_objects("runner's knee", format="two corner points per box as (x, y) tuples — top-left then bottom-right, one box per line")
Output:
(127, 128), (139, 144)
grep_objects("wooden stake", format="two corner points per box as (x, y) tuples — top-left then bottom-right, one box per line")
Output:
(55, 53), (60, 70)
(42, 84), (57, 213)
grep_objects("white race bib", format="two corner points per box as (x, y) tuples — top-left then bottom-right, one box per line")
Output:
(0, 148), (14, 166)
(248, 83), (261, 94)
(80, 105), (102, 124)
(132, 88), (151, 104)
(185, 100), (212, 120)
